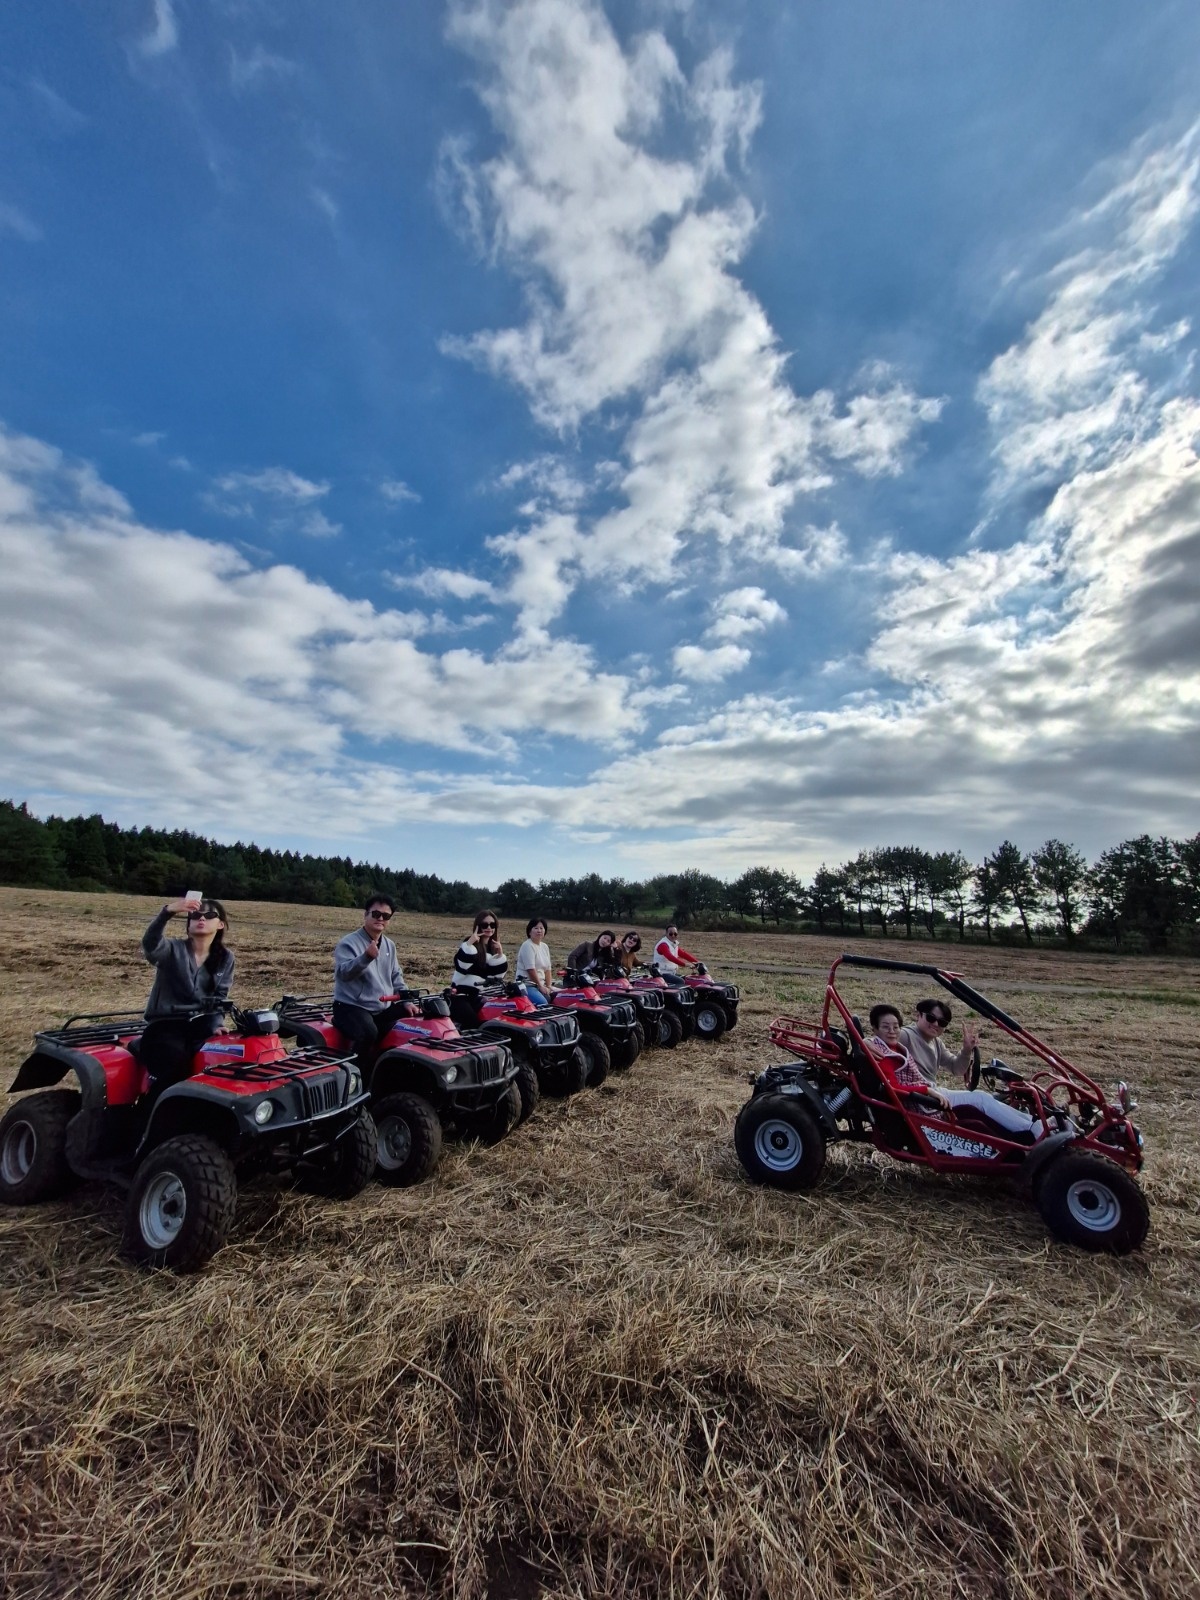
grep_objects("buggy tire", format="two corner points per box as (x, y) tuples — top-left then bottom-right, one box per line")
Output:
(1034, 1152), (1150, 1254)
(0, 1090), (80, 1205)
(373, 1093), (442, 1186)
(514, 1060), (541, 1124)
(735, 1093), (827, 1191)
(478, 1083), (522, 1145)
(300, 1110), (378, 1199)
(579, 1034), (610, 1088)
(123, 1135), (237, 1273)
(693, 999), (727, 1040)
(658, 1010), (683, 1049)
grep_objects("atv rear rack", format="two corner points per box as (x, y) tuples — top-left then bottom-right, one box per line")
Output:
(39, 1012), (149, 1049)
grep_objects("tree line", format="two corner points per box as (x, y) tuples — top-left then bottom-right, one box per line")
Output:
(2, 799), (1197, 951)
(496, 835), (1199, 951)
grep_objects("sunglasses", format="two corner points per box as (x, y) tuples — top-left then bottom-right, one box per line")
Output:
(367, 909), (394, 921)
(188, 907), (219, 921)
(479, 921), (497, 930)
(927, 1014), (948, 1027)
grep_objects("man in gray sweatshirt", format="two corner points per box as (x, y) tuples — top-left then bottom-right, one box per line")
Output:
(332, 892), (409, 1067)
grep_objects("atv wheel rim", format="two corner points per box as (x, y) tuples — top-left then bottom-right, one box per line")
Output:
(696, 1008), (720, 1036)
(1066, 1178), (1121, 1233)
(377, 1116), (412, 1170)
(1, 1122), (35, 1185)
(140, 1172), (187, 1249)
(754, 1118), (802, 1172)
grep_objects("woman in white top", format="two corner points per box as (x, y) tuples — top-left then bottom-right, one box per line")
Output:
(515, 917), (552, 1007)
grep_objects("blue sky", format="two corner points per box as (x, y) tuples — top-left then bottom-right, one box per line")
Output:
(2, 0), (1198, 885)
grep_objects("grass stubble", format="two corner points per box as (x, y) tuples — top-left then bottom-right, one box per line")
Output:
(0, 890), (1198, 1599)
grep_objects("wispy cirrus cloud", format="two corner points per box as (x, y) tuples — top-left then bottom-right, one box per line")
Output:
(206, 466), (341, 538)
(136, 0), (179, 60)
(0, 201), (43, 243)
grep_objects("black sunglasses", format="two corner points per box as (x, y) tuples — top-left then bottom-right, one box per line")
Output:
(479, 921), (497, 929)
(367, 908), (394, 921)
(188, 906), (219, 921)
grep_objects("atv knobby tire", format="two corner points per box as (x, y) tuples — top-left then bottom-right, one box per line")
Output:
(693, 999), (728, 1040)
(735, 1093), (827, 1191)
(514, 1060), (541, 1123)
(611, 1026), (641, 1071)
(373, 1092), (442, 1186)
(124, 1135), (237, 1272)
(0, 1089), (80, 1205)
(478, 1083), (522, 1145)
(1035, 1151), (1150, 1254)
(579, 1033), (610, 1087)
(657, 1010), (684, 1049)
(301, 1110), (378, 1199)
(539, 1043), (590, 1096)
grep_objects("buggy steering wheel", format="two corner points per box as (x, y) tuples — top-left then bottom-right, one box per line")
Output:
(967, 1045), (981, 1090)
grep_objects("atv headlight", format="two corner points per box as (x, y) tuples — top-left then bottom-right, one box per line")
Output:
(348, 1070), (362, 1096)
(533, 1030), (545, 1045)
(442, 1064), (458, 1084)
(253, 1100), (275, 1125)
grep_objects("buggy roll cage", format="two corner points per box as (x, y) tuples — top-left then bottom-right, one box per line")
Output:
(825, 953), (1107, 1107)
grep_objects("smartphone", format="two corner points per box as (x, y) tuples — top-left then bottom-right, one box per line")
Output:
(186, 888), (203, 906)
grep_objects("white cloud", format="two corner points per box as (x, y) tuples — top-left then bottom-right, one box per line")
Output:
(206, 466), (340, 537)
(380, 478), (421, 504)
(442, 0), (936, 628)
(137, 0), (179, 59)
(0, 429), (645, 835)
(707, 586), (786, 642)
(0, 201), (42, 243)
(672, 642), (750, 681)
(215, 467), (330, 503)
(979, 122), (1200, 494)
(229, 45), (299, 91)
(401, 568), (495, 601)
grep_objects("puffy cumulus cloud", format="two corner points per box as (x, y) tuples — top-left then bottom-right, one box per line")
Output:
(401, 567), (496, 602)
(707, 586), (786, 643)
(672, 643), (750, 681)
(0, 426), (648, 829)
(979, 121), (1200, 493)
(442, 0), (931, 625)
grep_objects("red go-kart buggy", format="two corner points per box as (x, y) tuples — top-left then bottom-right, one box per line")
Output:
(0, 1004), (376, 1272)
(734, 954), (1149, 1253)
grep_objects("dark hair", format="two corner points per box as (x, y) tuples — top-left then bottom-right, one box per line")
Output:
(869, 1003), (902, 1030)
(597, 929), (615, 947)
(916, 998), (951, 1023)
(195, 899), (230, 978)
(473, 909), (499, 933)
(365, 891), (396, 914)
(621, 931), (641, 950)
(526, 916), (547, 937)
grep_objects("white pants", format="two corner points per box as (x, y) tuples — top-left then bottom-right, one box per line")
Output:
(941, 1088), (1035, 1135)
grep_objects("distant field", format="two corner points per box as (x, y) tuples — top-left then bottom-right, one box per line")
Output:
(1, 889), (1198, 1599)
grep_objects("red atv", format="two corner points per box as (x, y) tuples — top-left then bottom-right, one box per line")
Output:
(627, 967), (695, 1043)
(0, 1004), (376, 1272)
(552, 975), (642, 1077)
(679, 963), (740, 1039)
(275, 991), (521, 1187)
(734, 954), (1149, 1254)
(575, 969), (676, 1049)
(446, 983), (591, 1096)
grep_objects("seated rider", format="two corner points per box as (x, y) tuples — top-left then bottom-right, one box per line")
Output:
(139, 895), (234, 1096)
(452, 910), (508, 1000)
(514, 917), (553, 1007)
(899, 998), (977, 1083)
(867, 1004), (1035, 1137)
(614, 930), (642, 974)
(652, 924), (700, 979)
(565, 929), (615, 977)
(332, 892), (410, 1070)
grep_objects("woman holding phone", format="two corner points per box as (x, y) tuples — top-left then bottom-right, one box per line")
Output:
(139, 895), (234, 1092)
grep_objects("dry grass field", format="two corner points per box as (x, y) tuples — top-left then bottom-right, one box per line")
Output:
(1, 889), (1198, 1599)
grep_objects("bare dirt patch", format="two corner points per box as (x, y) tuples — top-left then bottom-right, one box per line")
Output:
(1, 890), (1198, 1598)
